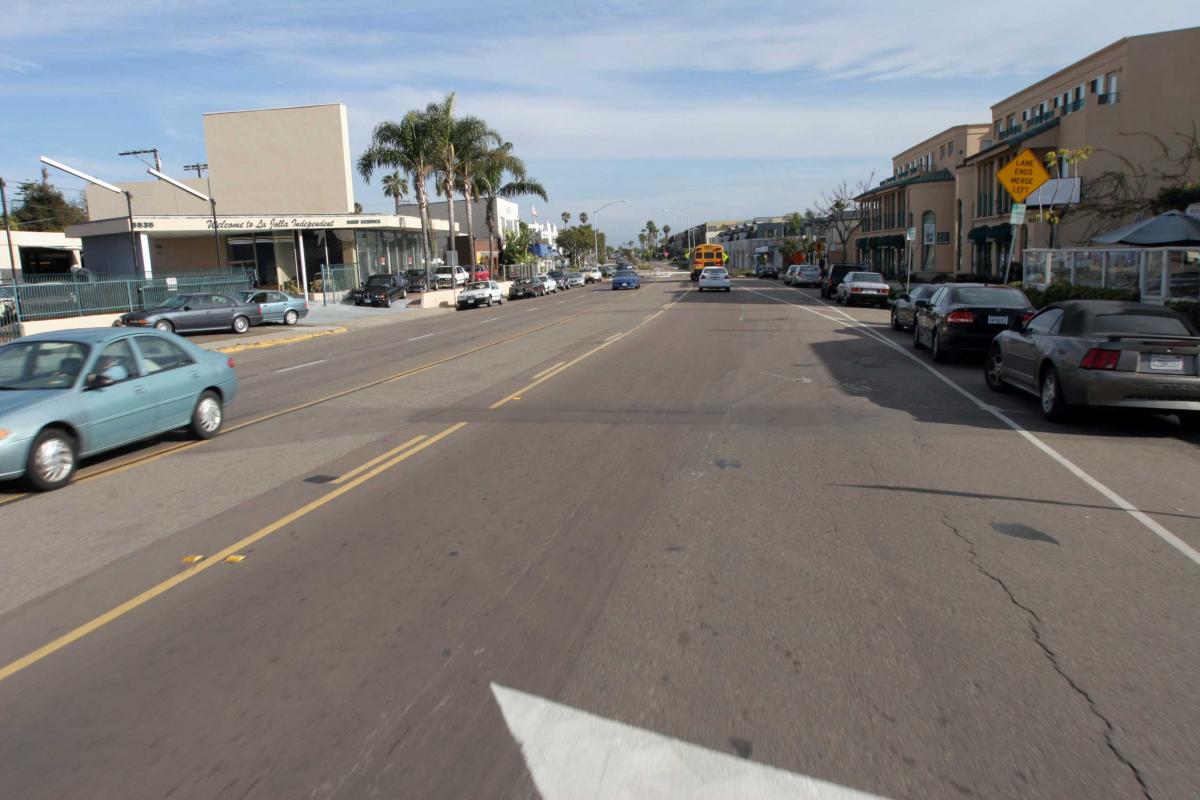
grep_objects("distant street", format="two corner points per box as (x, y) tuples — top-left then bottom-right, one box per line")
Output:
(1, 275), (1198, 799)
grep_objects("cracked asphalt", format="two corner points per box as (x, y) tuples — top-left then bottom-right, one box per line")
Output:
(0, 278), (1197, 799)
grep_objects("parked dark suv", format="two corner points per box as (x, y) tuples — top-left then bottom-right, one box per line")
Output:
(820, 263), (862, 300)
(351, 273), (409, 307)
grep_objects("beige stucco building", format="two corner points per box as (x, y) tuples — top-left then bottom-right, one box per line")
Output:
(68, 104), (448, 291)
(853, 124), (991, 278)
(958, 25), (1200, 276)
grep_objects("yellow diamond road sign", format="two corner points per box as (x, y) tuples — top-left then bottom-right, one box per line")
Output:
(997, 149), (1051, 204)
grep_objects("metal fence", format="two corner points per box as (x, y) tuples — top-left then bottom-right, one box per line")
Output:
(9, 272), (252, 321)
(1022, 247), (1200, 303)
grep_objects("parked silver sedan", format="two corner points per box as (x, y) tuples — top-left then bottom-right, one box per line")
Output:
(986, 300), (1200, 427)
(836, 271), (891, 307)
(239, 290), (309, 325)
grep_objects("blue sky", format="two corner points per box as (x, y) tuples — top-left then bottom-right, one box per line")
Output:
(2, 1), (1196, 244)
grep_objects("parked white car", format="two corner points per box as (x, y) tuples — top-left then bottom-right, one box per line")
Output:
(434, 266), (470, 288)
(457, 280), (504, 309)
(836, 271), (891, 307)
(537, 274), (558, 294)
(697, 267), (732, 292)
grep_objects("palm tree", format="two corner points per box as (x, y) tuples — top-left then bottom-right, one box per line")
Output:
(645, 220), (659, 253)
(579, 212), (589, 226)
(560, 212), (570, 227)
(427, 92), (496, 269)
(662, 224), (671, 254)
(358, 111), (439, 257)
(381, 171), (409, 215)
(452, 120), (501, 271)
(473, 141), (547, 279)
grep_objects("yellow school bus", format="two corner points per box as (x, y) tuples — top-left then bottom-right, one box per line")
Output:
(690, 244), (726, 281)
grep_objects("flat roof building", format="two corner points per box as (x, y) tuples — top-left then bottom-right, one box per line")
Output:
(67, 103), (449, 293)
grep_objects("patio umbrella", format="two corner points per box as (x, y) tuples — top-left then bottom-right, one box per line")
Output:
(1092, 210), (1200, 247)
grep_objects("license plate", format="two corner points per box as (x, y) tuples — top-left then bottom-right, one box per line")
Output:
(988, 315), (1009, 325)
(1150, 355), (1183, 371)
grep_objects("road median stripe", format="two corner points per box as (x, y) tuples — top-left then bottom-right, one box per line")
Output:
(333, 435), (427, 484)
(0, 422), (467, 684)
(531, 362), (567, 380)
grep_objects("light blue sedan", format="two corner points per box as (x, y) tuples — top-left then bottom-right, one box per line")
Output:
(0, 328), (238, 490)
(239, 290), (309, 325)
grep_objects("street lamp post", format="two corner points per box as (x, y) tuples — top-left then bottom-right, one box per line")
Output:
(146, 168), (222, 270)
(592, 199), (625, 268)
(663, 208), (691, 258)
(40, 156), (138, 275)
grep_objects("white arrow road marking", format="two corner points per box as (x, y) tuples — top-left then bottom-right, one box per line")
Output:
(491, 684), (891, 799)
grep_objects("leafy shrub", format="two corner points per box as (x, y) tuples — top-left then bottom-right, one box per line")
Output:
(1014, 281), (1140, 309)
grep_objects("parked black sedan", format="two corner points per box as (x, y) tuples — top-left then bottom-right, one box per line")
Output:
(912, 284), (1034, 362)
(889, 284), (937, 330)
(351, 273), (408, 307)
(116, 292), (264, 334)
(405, 270), (431, 292)
(509, 276), (546, 299)
(986, 300), (1200, 426)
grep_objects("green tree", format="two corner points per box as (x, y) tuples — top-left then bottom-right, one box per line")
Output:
(11, 181), (87, 231)
(358, 110), (441, 255)
(578, 212), (588, 226)
(381, 171), (409, 214)
(556, 224), (602, 267)
(500, 221), (533, 266)
(661, 224), (671, 253)
(474, 141), (547, 278)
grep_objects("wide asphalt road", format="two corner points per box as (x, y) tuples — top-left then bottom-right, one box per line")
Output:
(1, 277), (1197, 799)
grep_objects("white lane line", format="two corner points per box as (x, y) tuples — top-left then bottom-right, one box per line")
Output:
(740, 284), (1200, 568)
(480, 317), (499, 324)
(274, 359), (326, 373)
(492, 684), (889, 799)
(407, 333), (436, 342)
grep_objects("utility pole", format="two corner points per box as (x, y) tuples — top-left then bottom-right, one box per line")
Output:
(2, 177), (20, 285)
(183, 162), (208, 178)
(118, 148), (163, 172)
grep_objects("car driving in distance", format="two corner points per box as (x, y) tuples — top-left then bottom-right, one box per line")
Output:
(611, 269), (641, 290)
(781, 265), (800, 285)
(457, 280), (504, 309)
(238, 290), (309, 325)
(116, 292), (263, 334)
(757, 264), (779, 279)
(836, 271), (891, 308)
(0, 328), (238, 490)
(351, 273), (408, 307)
(697, 267), (732, 292)
(986, 300), (1200, 426)
(913, 284), (1035, 363)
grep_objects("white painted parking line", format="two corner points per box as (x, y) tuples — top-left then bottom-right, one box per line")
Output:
(274, 359), (326, 373)
(480, 317), (499, 324)
(740, 284), (1200, 569)
(407, 333), (436, 342)
(492, 684), (890, 799)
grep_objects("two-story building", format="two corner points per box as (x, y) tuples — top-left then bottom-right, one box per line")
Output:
(853, 124), (991, 278)
(959, 25), (1200, 276)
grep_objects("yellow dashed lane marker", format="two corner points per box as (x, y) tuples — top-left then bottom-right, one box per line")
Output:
(223, 555), (246, 563)
(0, 421), (467, 684)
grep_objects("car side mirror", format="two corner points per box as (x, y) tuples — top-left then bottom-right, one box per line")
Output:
(182, 305), (192, 312)
(914, 299), (930, 309)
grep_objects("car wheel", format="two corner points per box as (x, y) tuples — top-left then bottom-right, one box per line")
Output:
(497, 295), (504, 305)
(155, 319), (174, 333)
(232, 315), (250, 334)
(930, 330), (948, 363)
(913, 323), (925, 350)
(1039, 367), (1071, 422)
(383, 297), (391, 308)
(1178, 412), (1200, 433)
(725, 287), (731, 292)
(401, 289), (407, 299)
(984, 349), (1010, 393)
(284, 309), (299, 326)
(890, 310), (902, 331)
(26, 427), (77, 492)
(190, 390), (224, 439)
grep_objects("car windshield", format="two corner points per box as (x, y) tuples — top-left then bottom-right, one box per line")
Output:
(0, 340), (90, 390)
(156, 295), (193, 309)
(616, 270), (637, 276)
(365, 275), (393, 286)
(516, 278), (534, 285)
(549, 271), (564, 278)
(855, 273), (885, 282)
(435, 268), (452, 275)
(1092, 313), (1195, 336)
(954, 287), (1030, 307)
(468, 282), (490, 290)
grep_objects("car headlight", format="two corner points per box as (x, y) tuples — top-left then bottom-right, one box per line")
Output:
(0, 429), (9, 441)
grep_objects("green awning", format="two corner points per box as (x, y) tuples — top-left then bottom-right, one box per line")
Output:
(968, 226), (989, 242)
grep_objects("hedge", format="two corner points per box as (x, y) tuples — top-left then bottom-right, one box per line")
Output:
(1165, 299), (1200, 328)
(1010, 281), (1140, 309)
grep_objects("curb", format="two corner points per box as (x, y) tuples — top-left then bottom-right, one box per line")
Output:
(213, 326), (349, 354)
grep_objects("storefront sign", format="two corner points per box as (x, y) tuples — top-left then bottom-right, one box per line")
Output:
(121, 214), (406, 234)
(935, 232), (951, 245)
